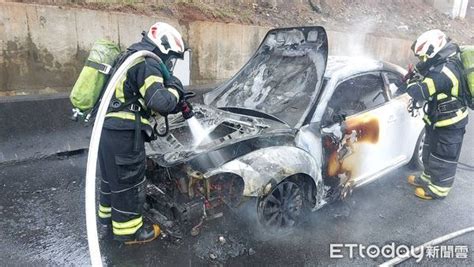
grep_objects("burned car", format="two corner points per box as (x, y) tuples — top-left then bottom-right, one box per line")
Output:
(144, 27), (425, 233)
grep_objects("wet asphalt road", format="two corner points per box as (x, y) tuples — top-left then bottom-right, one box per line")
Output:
(0, 122), (473, 266)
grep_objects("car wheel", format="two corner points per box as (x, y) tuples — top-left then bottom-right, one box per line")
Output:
(257, 180), (305, 230)
(409, 129), (425, 170)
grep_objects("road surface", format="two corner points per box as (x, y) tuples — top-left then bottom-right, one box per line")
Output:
(0, 122), (472, 266)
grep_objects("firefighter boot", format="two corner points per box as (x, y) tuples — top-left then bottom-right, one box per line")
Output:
(407, 173), (430, 187)
(408, 175), (422, 186)
(415, 187), (434, 200)
(123, 224), (161, 245)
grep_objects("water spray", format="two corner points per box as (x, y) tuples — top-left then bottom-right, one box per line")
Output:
(182, 101), (211, 146)
(175, 93), (211, 146)
(152, 89), (209, 147)
(187, 115), (210, 146)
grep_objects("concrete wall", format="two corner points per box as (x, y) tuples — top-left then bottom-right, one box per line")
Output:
(0, 2), (179, 95)
(0, 2), (414, 96)
(426, 0), (470, 18)
(187, 21), (269, 85)
(467, 0), (474, 18)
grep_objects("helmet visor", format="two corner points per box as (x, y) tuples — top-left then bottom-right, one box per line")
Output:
(166, 57), (178, 72)
(165, 49), (189, 72)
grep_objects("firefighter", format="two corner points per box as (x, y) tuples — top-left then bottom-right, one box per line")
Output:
(400, 29), (468, 200)
(97, 22), (186, 244)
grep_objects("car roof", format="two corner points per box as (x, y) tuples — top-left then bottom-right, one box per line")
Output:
(324, 56), (406, 80)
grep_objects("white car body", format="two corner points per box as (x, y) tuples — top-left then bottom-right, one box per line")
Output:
(146, 27), (425, 230)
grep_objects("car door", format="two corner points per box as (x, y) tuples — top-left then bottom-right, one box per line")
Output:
(320, 72), (401, 187)
(382, 71), (425, 162)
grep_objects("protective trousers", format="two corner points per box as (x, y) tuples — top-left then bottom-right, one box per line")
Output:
(98, 128), (147, 240)
(420, 125), (466, 198)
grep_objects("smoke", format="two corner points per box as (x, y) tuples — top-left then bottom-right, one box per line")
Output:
(332, 18), (379, 59)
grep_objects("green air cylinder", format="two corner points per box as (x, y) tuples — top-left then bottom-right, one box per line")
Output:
(70, 39), (121, 113)
(460, 45), (474, 103)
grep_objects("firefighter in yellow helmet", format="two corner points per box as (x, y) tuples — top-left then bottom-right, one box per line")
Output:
(399, 29), (468, 200)
(97, 22), (188, 244)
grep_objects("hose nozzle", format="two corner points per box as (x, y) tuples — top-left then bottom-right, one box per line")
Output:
(180, 101), (194, 120)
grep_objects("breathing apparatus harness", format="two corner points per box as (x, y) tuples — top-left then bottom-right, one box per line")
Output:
(403, 51), (467, 125)
(105, 47), (195, 151)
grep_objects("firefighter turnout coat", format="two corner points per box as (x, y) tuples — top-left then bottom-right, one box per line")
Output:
(404, 43), (468, 198)
(98, 38), (180, 240)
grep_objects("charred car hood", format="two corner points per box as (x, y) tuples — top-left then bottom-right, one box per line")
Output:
(146, 104), (294, 167)
(204, 26), (328, 128)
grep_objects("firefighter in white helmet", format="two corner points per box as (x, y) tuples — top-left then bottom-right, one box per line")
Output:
(400, 29), (468, 200)
(97, 22), (187, 244)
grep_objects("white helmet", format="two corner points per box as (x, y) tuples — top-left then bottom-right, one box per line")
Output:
(411, 29), (448, 62)
(147, 22), (185, 58)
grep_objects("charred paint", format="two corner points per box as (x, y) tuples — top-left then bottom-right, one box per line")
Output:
(345, 115), (380, 144)
(323, 115), (380, 198)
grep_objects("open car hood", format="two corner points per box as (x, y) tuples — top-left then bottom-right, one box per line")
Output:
(204, 26), (328, 128)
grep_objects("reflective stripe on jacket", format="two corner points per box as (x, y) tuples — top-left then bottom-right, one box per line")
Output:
(406, 60), (468, 128)
(103, 44), (179, 131)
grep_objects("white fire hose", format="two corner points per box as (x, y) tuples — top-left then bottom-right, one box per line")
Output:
(380, 226), (474, 266)
(85, 51), (160, 266)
